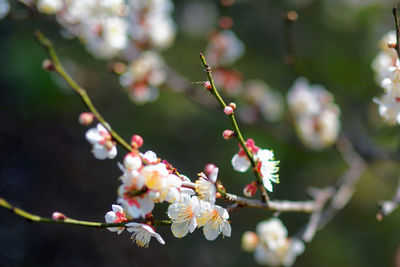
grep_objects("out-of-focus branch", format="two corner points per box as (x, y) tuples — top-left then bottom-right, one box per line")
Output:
(376, 178), (400, 221)
(199, 53), (269, 204)
(283, 11), (298, 67)
(182, 181), (316, 213)
(0, 198), (171, 227)
(34, 30), (133, 152)
(393, 5), (400, 58)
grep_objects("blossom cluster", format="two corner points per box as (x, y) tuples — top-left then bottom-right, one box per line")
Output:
(242, 218), (304, 267)
(35, 0), (176, 59)
(372, 31), (400, 125)
(85, 121), (233, 246)
(287, 78), (341, 150)
(231, 138), (279, 193)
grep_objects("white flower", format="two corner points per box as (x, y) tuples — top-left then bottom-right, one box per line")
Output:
(252, 218), (305, 267)
(205, 30), (245, 66)
(126, 222), (165, 247)
(255, 149), (280, 192)
(254, 238), (304, 267)
(85, 123), (117, 160)
(287, 78), (341, 149)
(374, 89), (400, 125)
(231, 139), (259, 173)
(256, 218), (287, 250)
(37, 0), (64, 15)
(118, 192), (155, 219)
(167, 194), (201, 238)
(105, 204), (127, 234)
(195, 167), (218, 204)
(197, 203), (231, 241)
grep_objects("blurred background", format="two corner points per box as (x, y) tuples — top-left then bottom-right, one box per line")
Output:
(1, 0), (400, 266)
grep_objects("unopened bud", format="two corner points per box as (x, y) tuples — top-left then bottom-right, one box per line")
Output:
(204, 81), (212, 91)
(243, 182), (258, 197)
(42, 59), (55, 71)
(223, 129), (235, 140)
(286, 11), (298, 22)
(52, 212), (66, 221)
(241, 231), (258, 252)
(229, 102), (236, 109)
(131, 134), (144, 149)
(219, 16), (234, 29)
(217, 183), (225, 191)
(224, 106), (234, 115)
(204, 163), (217, 177)
(78, 112), (94, 126)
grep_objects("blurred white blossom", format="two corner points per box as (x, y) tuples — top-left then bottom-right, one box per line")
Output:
(287, 78), (341, 149)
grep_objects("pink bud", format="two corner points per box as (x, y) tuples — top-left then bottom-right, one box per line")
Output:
(243, 182), (258, 197)
(78, 112), (94, 126)
(204, 163), (217, 177)
(241, 231), (258, 252)
(229, 102), (237, 109)
(52, 212), (67, 221)
(224, 106), (234, 115)
(223, 129), (235, 140)
(131, 134), (144, 149)
(204, 81), (212, 91)
(42, 59), (55, 71)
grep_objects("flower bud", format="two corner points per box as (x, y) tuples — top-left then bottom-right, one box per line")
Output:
(229, 102), (237, 109)
(241, 231), (258, 252)
(223, 129), (235, 140)
(224, 106), (234, 115)
(52, 212), (66, 221)
(78, 112), (94, 126)
(131, 134), (144, 149)
(204, 81), (212, 91)
(243, 182), (258, 197)
(204, 163), (217, 177)
(219, 16), (234, 29)
(42, 59), (55, 71)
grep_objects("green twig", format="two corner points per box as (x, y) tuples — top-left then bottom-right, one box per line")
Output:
(0, 198), (170, 227)
(199, 53), (269, 204)
(34, 30), (132, 152)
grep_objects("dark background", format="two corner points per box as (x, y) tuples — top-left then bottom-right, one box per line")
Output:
(1, 0), (400, 266)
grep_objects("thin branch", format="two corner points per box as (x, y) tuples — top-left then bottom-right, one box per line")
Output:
(393, 5), (400, 58)
(34, 30), (132, 152)
(316, 136), (366, 231)
(199, 53), (269, 204)
(376, 177), (400, 221)
(0, 198), (171, 227)
(182, 181), (316, 213)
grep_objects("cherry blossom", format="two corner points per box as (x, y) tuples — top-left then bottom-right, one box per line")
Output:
(105, 204), (128, 234)
(195, 167), (218, 204)
(126, 222), (165, 247)
(85, 123), (117, 160)
(197, 203), (231, 241)
(167, 194), (201, 238)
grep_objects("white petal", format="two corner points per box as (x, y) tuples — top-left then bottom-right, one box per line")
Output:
(107, 146), (117, 159)
(231, 154), (251, 172)
(105, 211), (116, 223)
(126, 222), (141, 230)
(263, 178), (273, 192)
(171, 221), (190, 238)
(189, 217), (197, 233)
(112, 204), (123, 213)
(221, 220), (232, 237)
(209, 167), (219, 183)
(153, 232), (165, 245)
(143, 150), (158, 163)
(85, 128), (102, 144)
(203, 224), (220, 241)
(92, 144), (109, 160)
